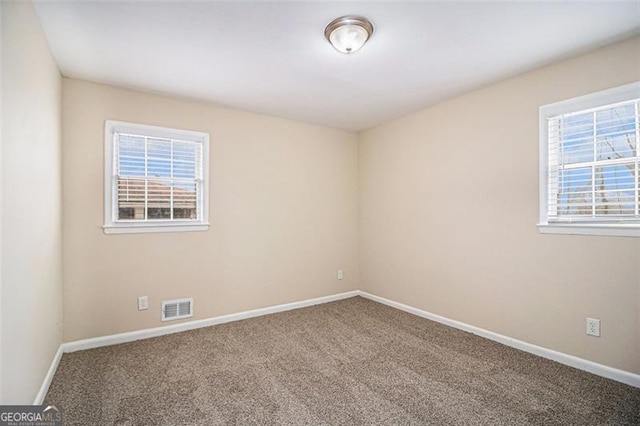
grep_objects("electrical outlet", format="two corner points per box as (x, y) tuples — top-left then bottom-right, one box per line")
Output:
(586, 317), (600, 337)
(138, 296), (149, 311)
(337, 270), (344, 280)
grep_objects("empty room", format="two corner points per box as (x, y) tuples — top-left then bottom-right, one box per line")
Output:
(2, 0), (640, 424)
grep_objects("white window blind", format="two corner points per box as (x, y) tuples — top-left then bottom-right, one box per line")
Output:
(104, 121), (209, 234)
(546, 98), (639, 224)
(114, 133), (203, 221)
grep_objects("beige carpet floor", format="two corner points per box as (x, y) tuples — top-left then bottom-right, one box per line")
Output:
(46, 296), (640, 425)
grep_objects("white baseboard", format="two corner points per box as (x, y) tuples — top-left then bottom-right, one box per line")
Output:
(36, 288), (639, 403)
(358, 291), (640, 388)
(33, 345), (63, 405)
(63, 290), (359, 353)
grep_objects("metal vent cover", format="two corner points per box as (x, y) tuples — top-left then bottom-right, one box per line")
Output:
(161, 297), (193, 321)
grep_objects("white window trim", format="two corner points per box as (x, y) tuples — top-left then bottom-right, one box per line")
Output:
(538, 81), (640, 237)
(103, 120), (210, 235)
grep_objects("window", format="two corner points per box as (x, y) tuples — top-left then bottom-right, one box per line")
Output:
(104, 120), (209, 234)
(539, 82), (640, 237)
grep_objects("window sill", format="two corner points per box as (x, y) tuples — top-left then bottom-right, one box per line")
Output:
(103, 222), (209, 235)
(537, 223), (640, 238)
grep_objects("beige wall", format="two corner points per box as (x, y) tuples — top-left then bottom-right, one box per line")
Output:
(1, 1), (63, 403)
(62, 79), (359, 342)
(360, 36), (640, 374)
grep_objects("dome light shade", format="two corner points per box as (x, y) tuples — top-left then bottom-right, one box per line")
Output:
(325, 16), (374, 54)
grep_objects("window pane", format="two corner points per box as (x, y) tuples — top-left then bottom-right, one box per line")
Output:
(147, 208), (171, 219)
(558, 167), (593, 216)
(560, 112), (594, 165)
(595, 163), (636, 215)
(147, 138), (172, 178)
(118, 135), (145, 177)
(117, 178), (145, 220)
(147, 179), (171, 219)
(173, 181), (198, 220)
(173, 141), (197, 179)
(173, 208), (197, 219)
(596, 104), (636, 161)
(118, 208), (135, 219)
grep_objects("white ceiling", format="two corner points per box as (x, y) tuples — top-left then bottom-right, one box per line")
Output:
(34, 1), (640, 131)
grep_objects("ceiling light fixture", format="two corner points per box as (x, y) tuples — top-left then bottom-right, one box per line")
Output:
(324, 16), (374, 54)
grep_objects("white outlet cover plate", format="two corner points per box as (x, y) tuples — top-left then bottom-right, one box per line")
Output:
(586, 317), (600, 337)
(138, 296), (149, 311)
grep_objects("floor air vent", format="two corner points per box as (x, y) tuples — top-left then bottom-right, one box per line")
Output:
(161, 298), (193, 321)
